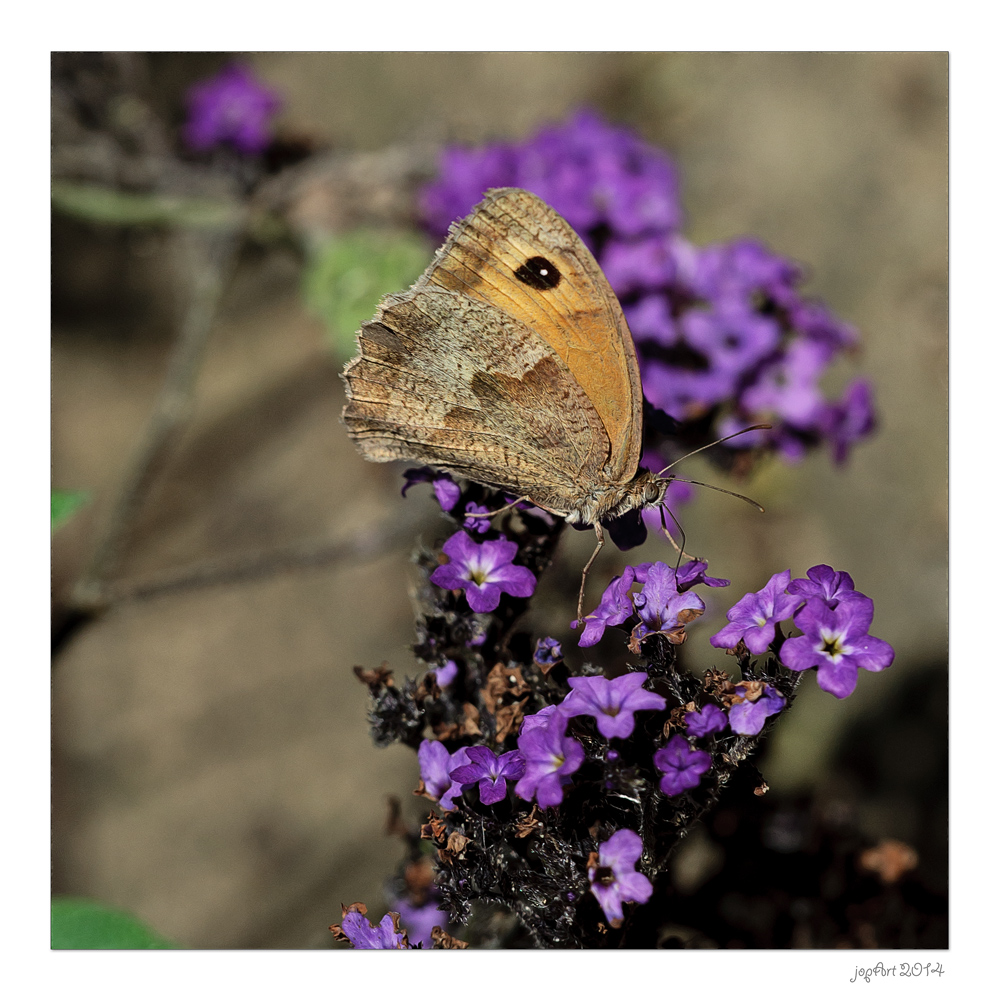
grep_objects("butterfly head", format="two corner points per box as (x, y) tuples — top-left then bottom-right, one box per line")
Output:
(577, 469), (671, 527)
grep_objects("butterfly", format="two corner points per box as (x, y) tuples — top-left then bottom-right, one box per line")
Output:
(341, 187), (759, 620)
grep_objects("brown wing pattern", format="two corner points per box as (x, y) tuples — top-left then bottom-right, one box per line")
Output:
(420, 187), (644, 484)
(342, 287), (611, 514)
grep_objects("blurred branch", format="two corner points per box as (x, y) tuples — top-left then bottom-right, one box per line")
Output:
(107, 509), (430, 603)
(51, 181), (245, 229)
(71, 226), (243, 612)
(253, 142), (439, 247)
(52, 54), (443, 625)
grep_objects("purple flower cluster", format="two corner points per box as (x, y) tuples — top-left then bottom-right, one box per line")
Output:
(420, 740), (526, 807)
(576, 559), (718, 648)
(182, 62), (282, 155)
(420, 111), (877, 467)
(711, 565), (895, 698)
(421, 110), (681, 245)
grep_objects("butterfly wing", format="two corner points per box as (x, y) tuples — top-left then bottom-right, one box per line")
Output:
(343, 287), (611, 514)
(420, 187), (644, 485)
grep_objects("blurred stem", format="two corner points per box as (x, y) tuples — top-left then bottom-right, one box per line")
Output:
(71, 223), (243, 612)
(106, 509), (429, 603)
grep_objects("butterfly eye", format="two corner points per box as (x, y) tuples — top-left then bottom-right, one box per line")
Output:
(643, 482), (662, 504)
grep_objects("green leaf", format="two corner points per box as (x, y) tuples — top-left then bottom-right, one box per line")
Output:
(302, 229), (430, 360)
(51, 489), (90, 532)
(51, 181), (243, 229)
(51, 898), (175, 949)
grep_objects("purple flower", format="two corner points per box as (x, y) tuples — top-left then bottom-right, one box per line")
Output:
(825, 378), (877, 464)
(781, 596), (894, 698)
(574, 566), (637, 647)
(429, 532), (536, 613)
(685, 703), (729, 738)
(686, 237), (802, 304)
(789, 298), (859, 352)
(587, 829), (654, 926)
(429, 659), (458, 687)
(533, 636), (563, 669)
(625, 294), (677, 344)
(654, 734), (712, 795)
(727, 684), (786, 735)
(463, 502), (491, 534)
(630, 562), (706, 644)
(740, 339), (833, 430)
(680, 302), (781, 379)
(514, 709), (585, 808)
(675, 559), (730, 591)
(520, 704), (561, 736)
(788, 564), (859, 609)
(401, 467), (460, 512)
(390, 895), (447, 949)
(182, 63), (282, 155)
(417, 740), (470, 812)
(600, 234), (677, 294)
(562, 672), (666, 740)
(333, 907), (409, 950)
(710, 570), (800, 655)
(449, 745), (526, 805)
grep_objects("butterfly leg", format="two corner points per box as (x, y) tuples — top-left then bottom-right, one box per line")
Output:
(463, 495), (531, 519)
(577, 522), (606, 624)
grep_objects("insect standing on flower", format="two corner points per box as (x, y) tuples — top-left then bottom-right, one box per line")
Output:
(342, 188), (763, 620)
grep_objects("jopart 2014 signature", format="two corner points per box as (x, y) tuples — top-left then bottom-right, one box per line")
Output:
(851, 962), (944, 983)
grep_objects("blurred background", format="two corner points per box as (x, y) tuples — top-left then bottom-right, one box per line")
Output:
(51, 52), (947, 948)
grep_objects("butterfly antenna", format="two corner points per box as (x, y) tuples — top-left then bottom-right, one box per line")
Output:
(656, 423), (772, 474)
(669, 477), (765, 512)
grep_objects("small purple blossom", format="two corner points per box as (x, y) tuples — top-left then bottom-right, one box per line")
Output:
(781, 596), (894, 698)
(710, 569), (800, 655)
(825, 378), (877, 464)
(685, 703), (729, 737)
(727, 684), (786, 735)
(449, 745), (526, 805)
(334, 907), (409, 950)
(401, 467), (460, 512)
(417, 740), (470, 811)
(182, 63), (282, 155)
(674, 559), (731, 591)
(562, 672), (666, 740)
(740, 339), (833, 430)
(533, 636), (563, 669)
(391, 895), (448, 949)
(429, 532), (536, 613)
(654, 734), (712, 795)
(587, 829), (654, 926)
(788, 564), (859, 609)
(430, 659), (458, 687)
(574, 566), (637, 647)
(514, 709), (585, 809)
(630, 562), (706, 644)
(462, 502), (491, 534)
